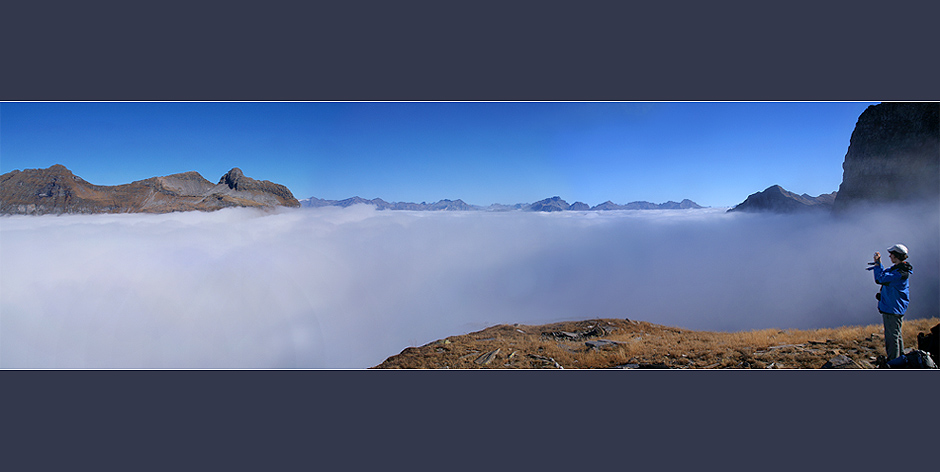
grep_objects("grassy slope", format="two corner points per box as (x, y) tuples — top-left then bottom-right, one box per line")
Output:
(373, 317), (939, 369)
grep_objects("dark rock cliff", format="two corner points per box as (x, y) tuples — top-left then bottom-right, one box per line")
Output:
(832, 102), (939, 212)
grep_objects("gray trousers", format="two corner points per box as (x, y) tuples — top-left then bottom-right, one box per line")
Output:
(881, 312), (904, 361)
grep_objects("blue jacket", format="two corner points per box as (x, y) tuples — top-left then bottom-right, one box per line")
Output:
(870, 261), (912, 315)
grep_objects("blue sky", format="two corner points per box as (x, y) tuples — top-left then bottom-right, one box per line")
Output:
(0, 101), (876, 207)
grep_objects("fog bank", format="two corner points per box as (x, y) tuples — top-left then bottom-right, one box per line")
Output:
(2, 204), (937, 368)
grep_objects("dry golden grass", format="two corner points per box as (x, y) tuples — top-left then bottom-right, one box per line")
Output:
(372, 317), (940, 369)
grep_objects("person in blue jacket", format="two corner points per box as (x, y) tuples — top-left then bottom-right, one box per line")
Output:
(867, 244), (912, 361)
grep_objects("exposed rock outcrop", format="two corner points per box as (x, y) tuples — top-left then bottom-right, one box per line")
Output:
(832, 102), (939, 212)
(728, 185), (837, 213)
(0, 165), (300, 215)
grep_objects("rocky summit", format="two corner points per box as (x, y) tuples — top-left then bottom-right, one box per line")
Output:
(528, 196), (570, 212)
(0, 164), (300, 215)
(728, 185), (837, 213)
(832, 102), (939, 212)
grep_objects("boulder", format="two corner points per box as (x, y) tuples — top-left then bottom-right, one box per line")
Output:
(474, 349), (501, 365)
(821, 354), (862, 369)
(585, 339), (623, 350)
(916, 323), (939, 365)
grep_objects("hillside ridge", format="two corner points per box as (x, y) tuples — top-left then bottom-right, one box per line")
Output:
(0, 164), (300, 215)
(374, 317), (940, 369)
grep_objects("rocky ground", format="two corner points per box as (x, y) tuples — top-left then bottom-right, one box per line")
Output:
(373, 317), (939, 369)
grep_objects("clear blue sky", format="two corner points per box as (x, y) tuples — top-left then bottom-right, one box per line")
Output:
(0, 101), (876, 207)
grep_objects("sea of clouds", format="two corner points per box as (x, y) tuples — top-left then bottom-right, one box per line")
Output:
(1, 203), (937, 369)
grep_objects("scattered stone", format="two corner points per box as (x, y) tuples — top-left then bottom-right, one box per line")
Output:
(585, 339), (623, 350)
(458, 351), (480, 361)
(542, 326), (614, 341)
(527, 354), (563, 369)
(475, 349), (501, 365)
(768, 343), (806, 350)
(821, 354), (861, 369)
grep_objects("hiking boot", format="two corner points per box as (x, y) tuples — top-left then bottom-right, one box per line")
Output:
(873, 355), (888, 369)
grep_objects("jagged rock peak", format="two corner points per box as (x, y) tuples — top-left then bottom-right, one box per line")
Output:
(220, 167), (246, 189)
(529, 196), (570, 212)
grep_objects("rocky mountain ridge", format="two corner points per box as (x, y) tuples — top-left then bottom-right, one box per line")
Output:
(0, 165), (300, 215)
(301, 195), (704, 212)
(301, 196), (476, 211)
(728, 185), (837, 213)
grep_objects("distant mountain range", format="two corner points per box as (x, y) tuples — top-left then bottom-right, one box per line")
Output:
(0, 164), (704, 216)
(5, 104), (932, 217)
(300, 195), (704, 212)
(301, 196), (477, 211)
(0, 165), (299, 215)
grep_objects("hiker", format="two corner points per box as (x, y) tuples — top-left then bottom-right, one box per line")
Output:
(867, 244), (912, 361)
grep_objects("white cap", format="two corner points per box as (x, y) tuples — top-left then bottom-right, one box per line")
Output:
(888, 244), (908, 256)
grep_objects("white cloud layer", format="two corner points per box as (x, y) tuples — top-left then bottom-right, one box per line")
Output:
(2, 204), (937, 368)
